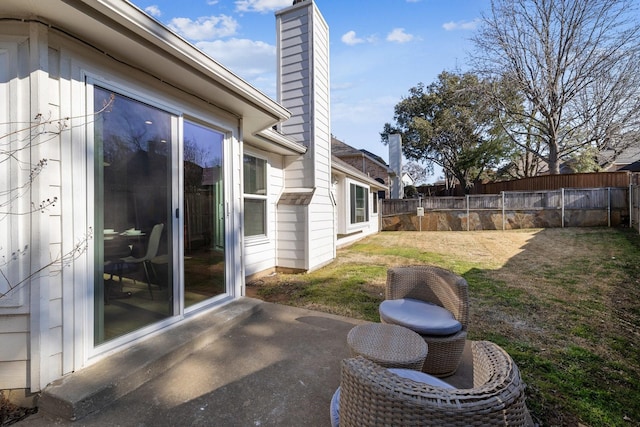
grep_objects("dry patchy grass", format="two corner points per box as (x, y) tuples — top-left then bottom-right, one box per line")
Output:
(248, 228), (640, 426)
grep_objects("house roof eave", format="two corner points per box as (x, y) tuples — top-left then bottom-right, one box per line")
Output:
(246, 128), (307, 156)
(332, 156), (387, 190)
(0, 0), (290, 134)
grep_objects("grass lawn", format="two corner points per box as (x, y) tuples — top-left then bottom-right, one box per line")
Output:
(247, 227), (640, 427)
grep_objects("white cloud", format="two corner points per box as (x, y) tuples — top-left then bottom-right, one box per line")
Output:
(341, 31), (377, 46)
(386, 28), (414, 43)
(196, 38), (276, 81)
(207, 0), (219, 4)
(442, 19), (480, 31)
(144, 5), (161, 18)
(235, 0), (292, 13)
(168, 15), (239, 40)
(342, 31), (364, 46)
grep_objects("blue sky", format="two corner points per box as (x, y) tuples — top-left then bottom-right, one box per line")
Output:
(129, 0), (490, 182)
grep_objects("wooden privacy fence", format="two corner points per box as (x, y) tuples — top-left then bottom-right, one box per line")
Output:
(381, 187), (631, 231)
(418, 171), (638, 196)
(632, 185), (640, 232)
(480, 171), (633, 193)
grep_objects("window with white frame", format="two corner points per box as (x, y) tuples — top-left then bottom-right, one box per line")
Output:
(350, 183), (369, 224)
(243, 154), (267, 236)
(372, 191), (378, 214)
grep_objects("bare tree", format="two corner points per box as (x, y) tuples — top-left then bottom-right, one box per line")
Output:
(402, 161), (432, 186)
(473, 0), (640, 174)
(0, 97), (113, 300)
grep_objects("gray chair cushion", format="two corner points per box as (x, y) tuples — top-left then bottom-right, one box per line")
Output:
(388, 368), (455, 389)
(379, 298), (462, 336)
(330, 387), (340, 427)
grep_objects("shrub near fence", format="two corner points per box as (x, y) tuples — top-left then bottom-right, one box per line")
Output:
(381, 187), (630, 231)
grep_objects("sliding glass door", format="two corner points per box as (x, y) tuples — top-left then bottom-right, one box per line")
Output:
(94, 87), (174, 345)
(93, 86), (228, 345)
(182, 121), (225, 308)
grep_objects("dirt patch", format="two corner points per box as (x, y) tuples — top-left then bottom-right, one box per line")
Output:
(1, 392), (37, 426)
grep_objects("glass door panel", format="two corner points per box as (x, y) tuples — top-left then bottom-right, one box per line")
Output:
(183, 121), (225, 308)
(94, 87), (174, 345)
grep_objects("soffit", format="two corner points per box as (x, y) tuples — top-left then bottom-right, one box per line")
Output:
(0, 0), (289, 134)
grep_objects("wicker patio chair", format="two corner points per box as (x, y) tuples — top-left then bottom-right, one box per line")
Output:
(335, 340), (533, 427)
(379, 265), (469, 376)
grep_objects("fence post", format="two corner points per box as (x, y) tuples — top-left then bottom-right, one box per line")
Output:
(561, 188), (565, 228)
(607, 187), (611, 227)
(501, 191), (505, 231)
(629, 183), (633, 229)
(637, 186), (640, 234)
(419, 196), (422, 232)
(466, 194), (470, 231)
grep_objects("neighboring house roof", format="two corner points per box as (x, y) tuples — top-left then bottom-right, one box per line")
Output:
(331, 137), (395, 176)
(331, 137), (362, 157)
(0, 0), (290, 143)
(601, 140), (640, 171)
(618, 160), (640, 172)
(598, 131), (640, 170)
(331, 156), (387, 190)
(359, 149), (387, 166)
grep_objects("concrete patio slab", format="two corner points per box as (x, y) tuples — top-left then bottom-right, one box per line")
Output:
(18, 298), (475, 426)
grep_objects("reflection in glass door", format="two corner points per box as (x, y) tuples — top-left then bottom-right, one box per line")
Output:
(183, 121), (225, 308)
(94, 87), (174, 345)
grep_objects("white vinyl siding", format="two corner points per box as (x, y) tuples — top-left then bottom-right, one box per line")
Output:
(0, 315), (29, 388)
(276, 206), (308, 270)
(276, 3), (334, 272)
(0, 29), (66, 390)
(0, 20), (252, 391)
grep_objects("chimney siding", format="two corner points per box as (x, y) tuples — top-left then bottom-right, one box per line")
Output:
(275, 1), (335, 271)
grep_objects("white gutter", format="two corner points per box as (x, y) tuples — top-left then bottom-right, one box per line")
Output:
(89, 0), (290, 121)
(253, 128), (307, 155)
(332, 159), (387, 190)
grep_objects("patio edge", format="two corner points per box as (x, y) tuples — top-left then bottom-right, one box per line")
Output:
(36, 297), (263, 421)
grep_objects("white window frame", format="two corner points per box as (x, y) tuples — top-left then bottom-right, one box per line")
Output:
(372, 190), (378, 215)
(349, 181), (369, 226)
(243, 152), (268, 241)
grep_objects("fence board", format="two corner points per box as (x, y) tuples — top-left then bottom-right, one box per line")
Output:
(479, 172), (633, 193)
(418, 171), (638, 196)
(422, 197), (466, 210)
(382, 187), (634, 231)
